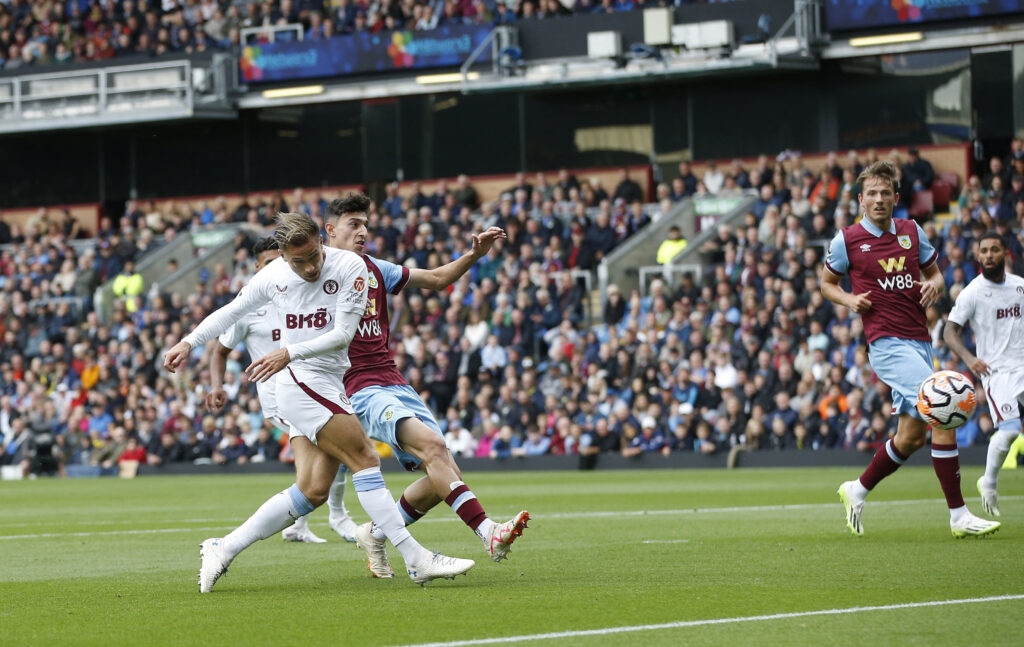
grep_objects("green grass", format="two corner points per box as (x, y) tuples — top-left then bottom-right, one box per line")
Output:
(2, 467), (1022, 646)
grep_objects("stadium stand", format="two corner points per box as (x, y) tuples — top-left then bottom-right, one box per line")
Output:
(0, 0), (653, 71)
(4, 141), (1024, 479)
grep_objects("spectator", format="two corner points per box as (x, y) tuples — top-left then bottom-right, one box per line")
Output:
(613, 168), (644, 204)
(656, 225), (687, 264)
(902, 147), (934, 192)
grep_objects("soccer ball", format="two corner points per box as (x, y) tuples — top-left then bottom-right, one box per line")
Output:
(916, 370), (977, 430)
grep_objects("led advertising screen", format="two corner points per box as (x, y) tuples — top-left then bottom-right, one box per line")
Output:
(825, 0), (1024, 32)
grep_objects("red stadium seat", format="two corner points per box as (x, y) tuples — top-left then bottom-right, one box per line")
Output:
(909, 189), (934, 220)
(931, 180), (952, 211)
(938, 171), (960, 194)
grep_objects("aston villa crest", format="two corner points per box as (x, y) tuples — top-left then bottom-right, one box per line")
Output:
(897, 235), (911, 250)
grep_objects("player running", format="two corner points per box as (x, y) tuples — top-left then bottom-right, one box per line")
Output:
(206, 236), (358, 544)
(164, 212), (475, 591)
(943, 231), (1024, 516)
(325, 193), (529, 578)
(821, 161), (999, 538)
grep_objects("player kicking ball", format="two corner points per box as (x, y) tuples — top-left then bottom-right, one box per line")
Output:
(206, 236), (358, 544)
(164, 213), (475, 591)
(820, 161), (999, 538)
(944, 231), (1024, 517)
(324, 193), (529, 578)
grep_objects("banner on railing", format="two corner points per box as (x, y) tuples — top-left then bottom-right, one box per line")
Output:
(240, 25), (493, 83)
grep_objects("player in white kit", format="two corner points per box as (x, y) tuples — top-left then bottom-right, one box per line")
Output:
(164, 213), (475, 591)
(206, 236), (358, 544)
(944, 231), (1024, 516)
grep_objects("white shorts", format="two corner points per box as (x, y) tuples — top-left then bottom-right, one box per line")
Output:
(275, 367), (355, 444)
(980, 368), (1024, 425)
(255, 381), (280, 426)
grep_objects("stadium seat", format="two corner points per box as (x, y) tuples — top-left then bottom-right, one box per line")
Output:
(938, 171), (960, 194)
(931, 180), (952, 211)
(909, 189), (934, 220)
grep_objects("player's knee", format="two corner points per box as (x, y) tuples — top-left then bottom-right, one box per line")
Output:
(902, 434), (927, 452)
(301, 482), (330, 507)
(418, 436), (455, 470)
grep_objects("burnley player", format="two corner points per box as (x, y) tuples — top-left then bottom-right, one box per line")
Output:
(206, 236), (358, 544)
(821, 161), (999, 538)
(944, 231), (1024, 516)
(325, 193), (529, 578)
(164, 213), (475, 591)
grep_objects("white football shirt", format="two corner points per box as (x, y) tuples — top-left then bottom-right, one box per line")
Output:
(185, 246), (369, 378)
(947, 272), (1024, 371)
(218, 295), (283, 417)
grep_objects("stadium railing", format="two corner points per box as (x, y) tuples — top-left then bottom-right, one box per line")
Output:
(598, 193), (755, 297)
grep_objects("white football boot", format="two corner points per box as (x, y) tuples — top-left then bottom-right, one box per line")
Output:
(198, 538), (233, 593)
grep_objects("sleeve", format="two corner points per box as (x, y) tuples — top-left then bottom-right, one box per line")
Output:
(217, 320), (247, 350)
(183, 281), (270, 349)
(823, 230), (849, 276)
(946, 284), (975, 327)
(285, 255), (369, 361)
(370, 256), (410, 295)
(916, 222), (938, 268)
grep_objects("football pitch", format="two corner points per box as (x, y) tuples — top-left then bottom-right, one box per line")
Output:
(2, 467), (1022, 647)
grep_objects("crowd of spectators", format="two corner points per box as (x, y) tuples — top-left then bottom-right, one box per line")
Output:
(0, 0), (683, 71)
(4, 140), (1024, 479)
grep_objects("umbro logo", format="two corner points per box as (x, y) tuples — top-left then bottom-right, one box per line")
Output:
(276, 284), (288, 293)
(860, 244), (871, 252)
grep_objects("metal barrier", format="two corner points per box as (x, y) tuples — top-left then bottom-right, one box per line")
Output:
(240, 23), (304, 45)
(638, 263), (704, 296)
(0, 56), (235, 134)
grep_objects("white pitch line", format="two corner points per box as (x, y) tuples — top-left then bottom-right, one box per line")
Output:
(392, 594), (1024, 647)
(641, 539), (689, 544)
(0, 526), (236, 540)
(0, 495), (1020, 540)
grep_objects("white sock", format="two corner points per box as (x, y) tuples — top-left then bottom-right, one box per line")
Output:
(352, 467), (427, 566)
(290, 514), (310, 532)
(850, 479), (869, 500)
(949, 505), (968, 523)
(983, 427), (1020, 488)
(476, 519), (495, 542)
(328, 467), (349, 522)
(221, 485), (313, 558)
(371, 499), (412, 540)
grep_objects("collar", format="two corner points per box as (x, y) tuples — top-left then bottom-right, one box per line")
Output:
(858, 217), (896, 238)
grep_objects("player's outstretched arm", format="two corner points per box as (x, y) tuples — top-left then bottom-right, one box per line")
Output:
(819, 266), (872, 314)
(407, 226), (507, 291)
(942, 320), (990, 377)
(206, 342), (233, 411)
(163, 283), (270, 373)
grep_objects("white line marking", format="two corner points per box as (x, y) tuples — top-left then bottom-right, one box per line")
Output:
(0, 526), (236, 540)
(391, 594), (1024, 647)
(0, 495), (1018, 540)
(641, 539), (689, 544)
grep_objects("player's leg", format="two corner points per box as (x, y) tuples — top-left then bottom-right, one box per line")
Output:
(316, 411), (475, 583)
(327, 463), (357, 542)
(839, 339), (931, 535)
(389, 417), (530, 562)
(281, 436), (334, 543)
(357, 385), (529, 561)
(930, 425), (1000, 537)
(198, 438), (334, 592)
(977, 374), (1024, 516)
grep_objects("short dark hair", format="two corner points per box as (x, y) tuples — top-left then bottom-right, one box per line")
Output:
(326, 192), (372, 221)
(979, 230), (1005, 249)
(252, 236), (279, 257)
